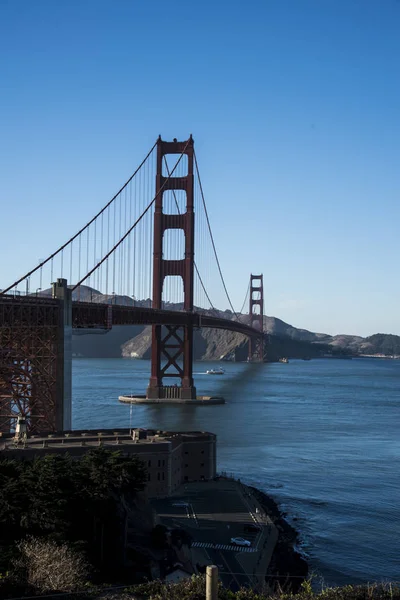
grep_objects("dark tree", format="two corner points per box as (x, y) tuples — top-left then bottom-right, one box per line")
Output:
(0, 449), (147, 579)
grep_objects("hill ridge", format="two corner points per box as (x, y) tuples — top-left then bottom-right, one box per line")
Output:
(58, 286), (400, 360)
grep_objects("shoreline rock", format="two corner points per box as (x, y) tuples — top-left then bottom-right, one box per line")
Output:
(249, 486), (309, 592)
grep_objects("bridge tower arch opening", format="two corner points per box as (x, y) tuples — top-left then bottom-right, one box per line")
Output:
(146, 136), (196, 400)
(248, 273), (265, 362)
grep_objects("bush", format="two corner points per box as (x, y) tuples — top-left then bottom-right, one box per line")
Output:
(16, 537), (90, 592)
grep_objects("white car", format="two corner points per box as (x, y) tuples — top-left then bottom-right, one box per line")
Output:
(230, 537), (251, 547)
(172, 501), (189, 507)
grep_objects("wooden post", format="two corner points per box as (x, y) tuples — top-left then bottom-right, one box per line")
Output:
(206, 565), (218, 600)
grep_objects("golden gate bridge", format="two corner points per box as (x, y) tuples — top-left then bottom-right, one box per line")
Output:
(0, 136), (265, 434)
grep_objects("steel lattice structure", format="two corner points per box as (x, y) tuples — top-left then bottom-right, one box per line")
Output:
(0, 296), (61, 433)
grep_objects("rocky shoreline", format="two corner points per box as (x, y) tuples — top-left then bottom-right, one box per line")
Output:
(249, 486), (309, 592)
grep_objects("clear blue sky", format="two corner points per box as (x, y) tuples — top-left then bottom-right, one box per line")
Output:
(1, 0), (400, 337)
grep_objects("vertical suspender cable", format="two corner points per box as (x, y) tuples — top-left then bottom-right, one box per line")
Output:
(78, 234), (81, 300)
(147, 154), (150, 302)
(106, 208), (110, 297)
(86, 225), (90, 288)
(142, 163), (146, 302)
(128, 183), (132, 302)
(119, 190), (123, 296)
(145, 161), (148, 302)
(113, 196), (116, 296)
(69, 240), (73, 285)
(124, 187), (128, 299)
(100, 212), (104, 294)
(93, 219), (97, 292)
(138, 167), (142, 300)
(133, 172), (136, 300)
(148, 150), (152, 302)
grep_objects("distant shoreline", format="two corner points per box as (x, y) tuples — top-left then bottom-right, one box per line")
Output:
(358, 354), (400, 359)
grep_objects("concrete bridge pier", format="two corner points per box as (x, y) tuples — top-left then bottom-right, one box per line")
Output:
(52, 278), (72, 431)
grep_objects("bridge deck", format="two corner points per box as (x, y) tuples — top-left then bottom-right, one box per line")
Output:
(0, 295), (261, 337)
(72, 301), (259, 337)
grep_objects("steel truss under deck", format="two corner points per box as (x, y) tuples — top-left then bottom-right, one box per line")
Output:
(0, 296), (61, 433)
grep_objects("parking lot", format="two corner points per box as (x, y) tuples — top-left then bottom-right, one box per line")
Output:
(150, 478), (277, 591)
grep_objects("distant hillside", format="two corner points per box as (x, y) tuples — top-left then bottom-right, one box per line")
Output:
(361, 333), (400, 356)
(38, 285), (398, 361)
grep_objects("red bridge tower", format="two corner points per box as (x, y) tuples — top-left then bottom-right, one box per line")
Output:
(146, 136), (196, 400)
(248, 273), (265, 362)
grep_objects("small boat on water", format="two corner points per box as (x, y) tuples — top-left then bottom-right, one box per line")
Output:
(278, 357), (289, 364)
(206, 368), (225, 375)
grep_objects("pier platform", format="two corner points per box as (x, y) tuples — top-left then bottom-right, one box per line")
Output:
(118, 394), (225, 405)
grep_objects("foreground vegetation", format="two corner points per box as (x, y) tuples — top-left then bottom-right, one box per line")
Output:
(2, 574), (399, 600)
(124, 578), (400, 600)
(0, 449), (147, 596)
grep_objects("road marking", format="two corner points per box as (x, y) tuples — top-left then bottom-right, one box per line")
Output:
(189, 503), (199, 527)
(194, 512), (251, 522)
(192, 541), (255, 552)
(218, 550), (244, 589)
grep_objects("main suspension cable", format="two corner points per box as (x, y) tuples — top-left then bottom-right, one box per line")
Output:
(0, 140), (158, 295)
(239, 279), (251, 316)
(73, 141), (190, 291)
(194, 150), (239, 320)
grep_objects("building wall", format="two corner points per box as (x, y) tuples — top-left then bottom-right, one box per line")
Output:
(142, 447), (171, 497)
(171, 442), (183, 493)
(181, 438), (215, 484)
(1, 429), (216, 498)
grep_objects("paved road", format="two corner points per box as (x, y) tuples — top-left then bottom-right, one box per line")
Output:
(206, 547), (253, 591)
(151, 480), (275, 591)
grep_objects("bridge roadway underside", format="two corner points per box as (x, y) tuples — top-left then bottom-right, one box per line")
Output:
(72, 301), (259, 337)
(0, 296), (262, 433)
(0, 297), (260, 337)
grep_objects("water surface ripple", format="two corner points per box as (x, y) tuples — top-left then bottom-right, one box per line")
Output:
(72, 357), (400, 586)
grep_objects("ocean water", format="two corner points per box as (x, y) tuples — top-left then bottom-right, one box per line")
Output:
(72, 357), (400, 586)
